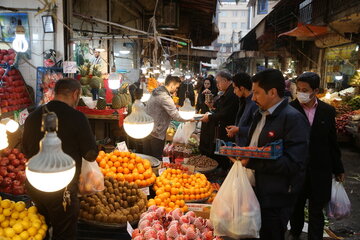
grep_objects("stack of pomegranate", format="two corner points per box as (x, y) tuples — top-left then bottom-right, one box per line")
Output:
(0, 68), (32, 113)
(0, 148), (27, 195)
(132, 206), (221, 240)
(0, 49), (16, 66)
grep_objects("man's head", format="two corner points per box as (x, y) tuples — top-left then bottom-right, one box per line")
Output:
(215, 71), (232, 91)
(296, 72), (320, 104)
(165, 75), (181, 94)
(251, 69), (285, 111)
(54, 78), (82, 108)
(232, 72), (252, 98)
(94, 50), (100, 58)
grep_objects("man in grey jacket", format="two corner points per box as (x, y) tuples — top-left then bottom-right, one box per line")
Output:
(143, 75), (187, 159)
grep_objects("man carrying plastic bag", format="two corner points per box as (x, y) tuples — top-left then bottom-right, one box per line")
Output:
(211, 161), (261, 239)
(242, 70), (310, 240)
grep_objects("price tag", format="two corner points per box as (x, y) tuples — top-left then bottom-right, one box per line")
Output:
(18, 108), (29, 125)
(116, 141), (129, 152)
(140, 187), (150, 195)
(63, 61), (77, 73)
(158, 168), (166, 176)
(162, 157), (170, 163)
(127, 221), (134, 236)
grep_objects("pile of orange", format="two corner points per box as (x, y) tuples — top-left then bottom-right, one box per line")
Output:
(96, 150), (156, 187)
(147, 168), (213, 212)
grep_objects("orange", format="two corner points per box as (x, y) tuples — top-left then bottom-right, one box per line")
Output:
(120, 152), (126, 158)
(113, 149), (121, 156)
(184, 195), (190, 200)
(133, 172), (140, 180)
(114, 161), (120, 168)
(156, 188), (164, 195)
(128, 163), (135, 171)
(116, 173), (124, 181)
(99, 160), (107, 168)
(195, 194), (201, 200)
(110, 155), (117, 162)
(154, 198), (161, 205)
(168, 202), (175, 208)
(176, 195), (183, 200)
(170, 195), (177, 202)
(182, 205), (188, 212)
(190, 194), (195, 200)
(135, 156), (142, 163)
(135, 179), (141, 186)
(123, 168), (130, 174)
(107, 161), (113, 167)
(125, 152), (130, 158)
(117, 167), (123, 173)
(171, 188), (178, 195)
(164, 184), (171, 192)
(117, 157), (123, 163)
(99, 150), (105, 156)
(130, 153), (136, 159)
(143, 160), (151, 169)
(138, 174), (144, 180)
(123, 157), (129, 163)
(144, 170), (152, 179)
(126, 174), (134, 182)
(96, 155), (102, 163)
(106, 172), (115, 178)
(110, 167), (117, 173)
(138, 166), (145, 174)
(140, 180), (147, 187)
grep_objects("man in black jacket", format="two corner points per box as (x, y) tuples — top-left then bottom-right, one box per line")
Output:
(23, 78), (98, 240)
(200, 71), (239, 170)
(289, 72), (345, 240)
(241, 69), (310, 240)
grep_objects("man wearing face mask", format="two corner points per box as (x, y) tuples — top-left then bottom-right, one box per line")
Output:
(289, 72), (345, 240)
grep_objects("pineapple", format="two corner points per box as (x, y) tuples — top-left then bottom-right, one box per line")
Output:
(112, 95), (122, 109)
(89, 77), (101, 89)
(99, 88), (106, 98)
(96, 97), (107, 110)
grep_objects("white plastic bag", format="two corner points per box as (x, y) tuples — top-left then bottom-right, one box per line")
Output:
(173, 122), (196, 144)
(78, 159), (105, 195)
(327, 179), (351, 220)
(210, 161), (261, 239)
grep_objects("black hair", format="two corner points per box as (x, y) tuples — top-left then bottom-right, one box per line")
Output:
(296, 72), (320, 90)
(165, 75), (181, 86)
(54, 78), (81, 96)
(251, 69), (285, 98)
(232, 72), (252, 90)
(216, 71), (232, 81)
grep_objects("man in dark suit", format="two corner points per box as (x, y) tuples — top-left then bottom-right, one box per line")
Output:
(289, 72), (345, 240)
(200, 70), (239, 170)
(241, 69), (310, 240)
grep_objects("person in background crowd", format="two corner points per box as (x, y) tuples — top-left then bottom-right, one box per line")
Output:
(240, 69), (309, 240)
(285, 79), (293, 101)
(289, 72), (345, 240)
(143, 75), (188, 159)
(200, 71), (239, 171)
(177, 75), (195, 106)
(225, 72), (258, 147)
(129, 75), (146, 103)
(90, 50), (102, 66)
(196, 77), (217, 114)
(23, 78), (98, 240)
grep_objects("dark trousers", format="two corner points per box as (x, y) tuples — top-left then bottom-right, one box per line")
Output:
(290, 192), (327, 240)
(26, 182), (80, 240)
(260, 207), (292, 240)
(142, 135), (165, 160)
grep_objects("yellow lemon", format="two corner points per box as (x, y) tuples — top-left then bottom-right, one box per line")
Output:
(11, 211), (19, 219)
(4, 227), (15, 238)
(28, 213), (39, 221)
(34, 234), (43, 240)
(0, 228), (3, 236)
(0, 214), (5, 222)
(12, 235), (22, 240)
(41, 224), (48, 231)
(18, 211), (27, 219)
(37, 229), (45, 236)
(9, 218), (17, 227)
(0, 206), (3, 214)
(19, 231), (29, 240)
(12, 222), (24, 234)
(27, 226), (37, 237)
(1, 219), (9, 228)
(14, 202), (26, 212)
(28, 206), (37, 214)
(20, 220), (31, 230)
(0, 199), (11, 208)
(32, 221), (41, 230)
(3, 208), (12, 217)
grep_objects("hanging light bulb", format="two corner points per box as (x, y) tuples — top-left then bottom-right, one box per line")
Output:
(178, 98), (195, 120)
(157, 73), (165, 84)
(141, 65), (148, 74)
(95, 40), (105, 52)
(12, 20), (28, 53)
(185, 72), (192, 80)
(172, 68), (182, 77)
(1, 118), (19, 133)
(0, 124), (9, 150)
(123, 100), (154, 139)
(26, 112), (76, 192)
(108, 72), (121, 90)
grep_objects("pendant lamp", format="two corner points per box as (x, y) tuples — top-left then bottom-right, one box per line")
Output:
(26, 111), (76, 192)
(123, 100), (154, 139)
(12, 20), (28, 53)
(178, 98), (195, 120)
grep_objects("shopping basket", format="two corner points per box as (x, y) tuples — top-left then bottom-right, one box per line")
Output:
(214, 139), (283, 160)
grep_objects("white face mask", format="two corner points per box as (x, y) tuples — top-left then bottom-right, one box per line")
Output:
(297, 92), (312, 103)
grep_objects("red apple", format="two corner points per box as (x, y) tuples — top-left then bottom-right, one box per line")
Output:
(0, 157), (9, 166)
(11, 148), (20, 155)
(0, 166), (7, 177)
(2, 148), (11, 156)
(11, 159), (20, 167)
(8, 154), (16, 161)
(19, 158), (27, 165)
(16, 171), (26, 182)
(2, 177), (12, 187)
(12, 185), (24, 195)
(7, 172), (16, 179)
(7, 165), (14, 172)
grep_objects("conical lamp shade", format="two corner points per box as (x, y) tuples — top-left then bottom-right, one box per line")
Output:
(179, 98), (195, 120)
(123, 100), (154, 139)
(26, 132), (76, 192)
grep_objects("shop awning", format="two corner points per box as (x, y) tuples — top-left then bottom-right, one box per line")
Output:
(278, 23), (328, 40)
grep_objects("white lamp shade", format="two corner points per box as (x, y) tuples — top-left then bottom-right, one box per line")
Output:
(12, 33), (28, 53)
(178, 98), (195, 120)
(0, 124), (9, 150)
(108, 72), (121, 90)
(123, 100), (154, 139)
(26, 132), (76, 192)
(1, 118), (19, 133)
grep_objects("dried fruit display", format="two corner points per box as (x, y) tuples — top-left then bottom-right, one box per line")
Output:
(186, 155), (218, 169)
(79, 177), (147, 225)
(132, 206), (221, 240)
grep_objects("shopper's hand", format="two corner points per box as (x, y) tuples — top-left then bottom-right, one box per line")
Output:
(226, 126), (239, 138)
(241, 158), (249, 167)
(335, 173), (345, 182)
(205, 101), (214, 110)
(202, 89), (211, 94)
(200, 114), (209, 123)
